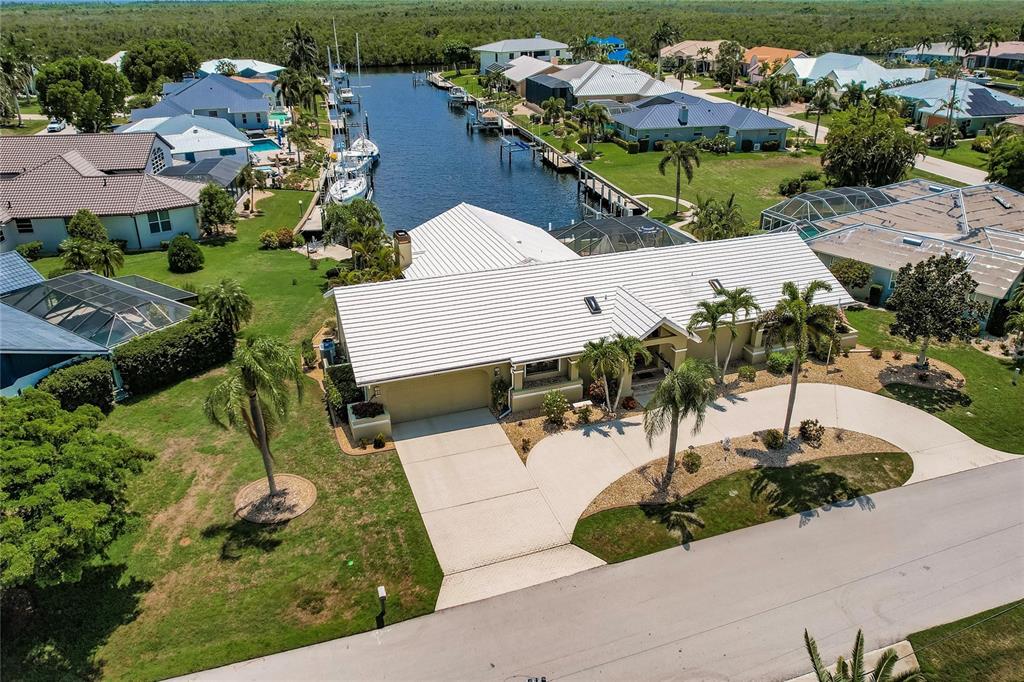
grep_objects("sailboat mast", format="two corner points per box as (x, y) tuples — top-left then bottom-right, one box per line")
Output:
(356, 33), (362, 85)
(333, 17), (341, 70)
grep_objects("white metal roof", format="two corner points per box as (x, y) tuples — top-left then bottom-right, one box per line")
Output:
(402, 203), (579, 280)
(552, 62), (676, 99)
(334, 232), (847, 385)
(501, 56), (559, 84)
(474, 36), (568, 53)
(199, 58), (284, 76)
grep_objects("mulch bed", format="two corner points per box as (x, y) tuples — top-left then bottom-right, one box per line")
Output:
(234, 474), (318, 524)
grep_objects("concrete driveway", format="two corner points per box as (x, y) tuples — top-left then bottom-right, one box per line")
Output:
(393, 409), (603, 609)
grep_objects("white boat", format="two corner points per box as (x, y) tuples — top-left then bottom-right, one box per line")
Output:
(338, 86), (355, 103)
(337, 153), (372, 174)
(449, 86), (470, 104)
(328, 172), (369, 204)
(348, 135), (380, 161)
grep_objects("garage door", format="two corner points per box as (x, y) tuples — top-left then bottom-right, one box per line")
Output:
(382, 368), (491, 423)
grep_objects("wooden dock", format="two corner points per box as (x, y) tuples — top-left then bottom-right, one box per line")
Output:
(426, 71), (454, 89)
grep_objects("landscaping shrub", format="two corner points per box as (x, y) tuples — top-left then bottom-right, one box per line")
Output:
(37, 357), (115, 413)
(276, 227), (295, 249)
(971, 136), (992, 153)
(66, 208), (108, 242)
(696, 132), (735, 155)
(893, 350), (902, 360)
(46, 266), (74, 278)
(870, 346), (883, 359)
(300, 338), (317, 369)
(350, 401), (385, 419)
(868, 283), (883, 306)
(293, 233), (305, 247)
(653, 140), (666, 152)
(738, 365), (756, 382)
(611, 135), (630, 151)
(761, 139), (780, 152)
(985, 67), (1017, 80)
(15, 241), (43, 261)
(325, 267), (340, 278)
(166, 235), (204, 273)
(577, 405), (593, 424)
(626, 140), (639, 154)
(588, 380), (606, 404)
(778, 176), (804, 197)
(114, 315), (234, 395)
(740, 138), (754, 152)
(542, 389), (570, 426)
(762, 428), (785, 450)
(112, 238), (129, 252)
(621, 396), (639, 410)
(159, 240), (170, 251)
(373, 432), (386, 448)
(323, 363), (363, 419)
(799, 418), (824, 447)
(682, 448), (702, 474)
(577, 149), (596, 161)
(767, 351), (794, 375)
(799, 169), (821, 182)
(490, 375), (511, 411)
(830, 258), (872, 290)
(259, 230), (278, 249)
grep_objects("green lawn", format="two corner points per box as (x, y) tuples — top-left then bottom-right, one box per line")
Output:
(906, 168), (969, 188)
(845, 308), (1023, 453)
(1, 118), (47, 135)
(925, 140), (989, 170)
(792, 109), (837, 132)
(446, 72), (486, 98)
(573, 452), (913, 563)
(908, 600), (1024, 681)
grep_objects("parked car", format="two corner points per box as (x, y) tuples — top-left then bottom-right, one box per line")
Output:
(46, 119), (67, 133)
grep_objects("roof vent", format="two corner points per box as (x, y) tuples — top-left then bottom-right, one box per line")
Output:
(584, 295), (602, 314)
(994, 195), (1012, 209)
(708, 278), (724, 293)
(902, 236), (923, 246)
(928, 185), (945, 193)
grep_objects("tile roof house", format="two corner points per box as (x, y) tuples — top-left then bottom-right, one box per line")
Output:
(743, 46), (808, 82)
(659, 40), (728, 73)
(0, 132), (170, 178)
(776, 53), (930, 89)
(197, 58), (284, 78)
(883, 78), (1024, 134)
(610, 91), (791, 150)
(131, 73), (272, 130)
(525, 61), (676, 107)
(473, 34), (569, 74)
(330, 232), (853, 423)
(965, 42), (1024, 72)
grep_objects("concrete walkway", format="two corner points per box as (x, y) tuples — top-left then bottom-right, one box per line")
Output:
(527, 383), (1016, 533)
(392, 409), (602, 610)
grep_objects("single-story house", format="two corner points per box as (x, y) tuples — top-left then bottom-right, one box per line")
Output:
(330, 232), (852, 423)
(500, 55), (562, 97)
(964, 42), (1024, 72)
(525, 61), (676, 107)
(888, 42), (962, 65)
(610, 91), (791, 150)
(198, 58), (285, 79)
(885, 78), (1024, 134)
(473, 34), (569, 74)
(0, 132), (172, 178)
(117, 114), (252, 163)
(131, 74), (271, 130)
(393, 203), (578, 280)
(743, 46), (807, 82)
(776, 53), (930, 89)
(659, 40), (728, 73)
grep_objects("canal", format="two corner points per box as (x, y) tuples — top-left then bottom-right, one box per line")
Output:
(350, 69), (584, 231)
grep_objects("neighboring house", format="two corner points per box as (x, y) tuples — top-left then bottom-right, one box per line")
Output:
(118, 114), (252, 163)
(964, 42), (1024, 72)
(0, 132), (172, 178)
(610, 91), (791, 151)
(197, 58), (285, 79)
(393, 203), (578, 280)
(500, 55), (562, 97)
(158, 155), (248, 197)
(473, 34), (569, 74)
(589, 35), (631, 63)
(525, 61), (675, 107)
(888, 42), (962, 64)
(883, 78), (1024, 135)
(659, 40), (727, 73)
(330, 232), (851, 423)
(1003, 113), (1024, 132)
(131, 74), (271, 130)
(776, 53), (929, 89)
(743, 46), (807, 82)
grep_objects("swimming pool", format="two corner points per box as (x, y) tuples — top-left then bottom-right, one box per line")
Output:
(249, 138), (282, 153)
(269, 112), (289, 125)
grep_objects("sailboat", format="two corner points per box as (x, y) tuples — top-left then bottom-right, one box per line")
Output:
(328, 168), (370, 204)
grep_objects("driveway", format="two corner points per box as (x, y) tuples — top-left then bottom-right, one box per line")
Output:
(392, 409), (603, 609)
(527, 383), (1016, 533)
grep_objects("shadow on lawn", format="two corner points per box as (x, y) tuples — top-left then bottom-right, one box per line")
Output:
(751, 462), (874, 524)
(882, 383), (972, 414)
(200, 519), (287, 562)
(641, 496), (707, 549)
(1, 564), (150, 681)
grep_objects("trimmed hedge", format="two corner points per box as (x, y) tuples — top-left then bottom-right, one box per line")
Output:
(37, 357), (115, 413)
(323, 363), (363, 421)
(114, 315), (235, 395)
(15, 241), (43, 261)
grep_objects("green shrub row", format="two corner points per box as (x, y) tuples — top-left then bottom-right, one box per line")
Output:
(15, 241), (43, 261)
(113, 315), (235, 395)
(323, 363), (363, 421)
(37, 357), (116, 413)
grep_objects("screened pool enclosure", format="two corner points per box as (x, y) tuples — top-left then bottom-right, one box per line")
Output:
(760, 187), (900, 231)
(549, 215), (693, 256)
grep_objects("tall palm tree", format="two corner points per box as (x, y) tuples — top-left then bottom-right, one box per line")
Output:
(687, 300), (733, 383)
(198, 278), (254, 333)
(697, 46), (713, 74)
(865, 86), (896, 122)
(581, 337), (624, 413)
(658, 141), (701, 216)
(284, 22), (320, 74)
(90, 241), (124, 277)
(0, 49), (32, 128)
(808, 88), (835, 144)
(943, 25), (976, 155)
(674, 60), (696, 86)
(273, 67), (305, 119)
(297, 73), (327, 134)
(980, 26), (1003, 69)
(610, 333), (652, 413)
(643, 360), (716, 483)
(650, 21), (681, 79)
(915, 35), (933, 62)
(541, 96), (565, 125)
(577, 101), (611, 155)
(755, 280), (838, 439)
(720, 287), (760, 379)
(804, 629), (925, 682)
(204, 337), (303, 496)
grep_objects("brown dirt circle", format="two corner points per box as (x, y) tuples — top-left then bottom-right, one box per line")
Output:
(234, 474), (318, 524)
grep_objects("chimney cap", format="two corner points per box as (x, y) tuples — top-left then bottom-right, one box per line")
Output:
(394, 229), (411, 243)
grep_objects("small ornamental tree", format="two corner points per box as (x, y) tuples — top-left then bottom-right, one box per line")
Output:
(65, 209), (108, 242)
(887, 254), (987, 367)
(166, 234), (204, 273)
(987, 135), (1024, 192)
(829, 258), (872, 290)
(197, 183), (237, 236)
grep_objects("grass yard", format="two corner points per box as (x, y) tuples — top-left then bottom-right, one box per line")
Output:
(924, 140), (989, 170)
(1, 118), (47, 135)
(642, 196), (691, 223)
(845, 308), (1023, 453)
(908, 600), (1024, 681)
(585, 143), (822, 224)
(31, 190), (334, 341)
(906, 167), (969, 187)
(573, 452), (912, 563)
(446, 72), (486, 98)
(793, 109), (837, 132)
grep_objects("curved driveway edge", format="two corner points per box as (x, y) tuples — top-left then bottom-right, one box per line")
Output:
(526, 383), (1017, 535)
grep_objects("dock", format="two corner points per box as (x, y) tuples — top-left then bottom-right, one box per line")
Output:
(427, 71), (454, 89)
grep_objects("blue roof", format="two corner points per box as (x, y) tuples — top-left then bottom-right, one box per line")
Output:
(883, 78), (1024, 119)
(135, 74), (269, 121)
(0, 252), (45, 296)
(608, 48), (632, 63)
(613, 91), (792, 132)
(588, 35), (626, 47)
(0, 302), (108, 355)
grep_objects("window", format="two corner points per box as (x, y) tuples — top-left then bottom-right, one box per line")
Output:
(183, 152), (196, 163)
(242, 113), (248, 124)
(525, 359), (560, 376)
(15, 218), (33, 233)
(208, 110), (218, 117)
(256, 112), (262, 123)
(888, 272), (897, 290)
(508, 53), (514, 60)
(147, 210), (172, 234)
(219, 148), (237, 156)
(151, 147), (166, 173)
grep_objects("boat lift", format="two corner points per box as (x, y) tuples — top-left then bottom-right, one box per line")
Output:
(498, 135), (532, 167)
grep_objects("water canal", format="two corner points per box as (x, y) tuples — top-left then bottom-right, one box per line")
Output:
(351, 69), (584, 230)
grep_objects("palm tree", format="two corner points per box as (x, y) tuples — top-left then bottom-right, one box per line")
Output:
(674, 60), (696, 86)
(581, 337), (625, 413)
(273, 67), (305, 119)
(284, 22), (319, 74)
(697, 46), (713, 74)
(650, 21), (681, 79)
(990, 123), (1019, 149)
(808, 89), (835, 145)
(980, 26), (1003, 69)
(865, 86), (896, 122)
(90, 241), (124, 277)
(1005, 309), (1024, 353)
(658, 141), (700, 216)
(804, 629), (925, 682)
(755, 280), (838, 439)
(687, 300), (733, 383)
(0, 49), (32, 128)
(198, 278), (254, 333)
(611, 333), (652, 413)
(60, 238), (94, 271)
(237, 165), (266, 210)
(690, 193), (745, 242)
(943, 25), (976, 155)
(577, 101), (611, 155)
(915, 35), (933, 62)
(643, 360), (716, 483)
(541, 96), (565, 125)
(720, 287), (760, 379)
(204, 337), (303, 496)
(297, 73), (328, 134)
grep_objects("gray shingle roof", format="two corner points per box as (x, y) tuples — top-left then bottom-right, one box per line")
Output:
(0, 251), (45, 295)
(0, 302), (109, 355)
(0, 133), (160, 176)
(158, 155), (246, 188)
(136, 74), (270, 120)
(613, 91), (791, 131)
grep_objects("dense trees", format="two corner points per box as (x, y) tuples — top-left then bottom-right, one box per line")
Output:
(121, 39), (199, 93)
(35, 56), (130, 132)
(987, 134), (1024, 191)
(822, 105), (925, 187)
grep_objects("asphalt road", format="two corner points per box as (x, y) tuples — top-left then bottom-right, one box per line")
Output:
(180, 458), (1024, 681)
